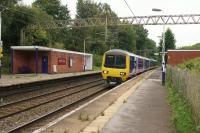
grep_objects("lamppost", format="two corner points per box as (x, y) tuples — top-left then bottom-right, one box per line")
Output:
(152, 8), (166, 85)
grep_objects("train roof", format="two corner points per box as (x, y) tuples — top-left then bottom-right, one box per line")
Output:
(105, 49), (157, 61)
(105, 49), (130, 55)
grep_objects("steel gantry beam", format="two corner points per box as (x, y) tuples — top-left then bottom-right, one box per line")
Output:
(27, 14), (200, 29)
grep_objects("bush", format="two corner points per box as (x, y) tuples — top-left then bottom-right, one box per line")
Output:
(179, 57), (200, 72)
(93, 54), (102, 70)
(2, 54), (11, 74)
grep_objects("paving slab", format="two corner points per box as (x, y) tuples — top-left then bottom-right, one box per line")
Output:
(101, 69), (175, 133)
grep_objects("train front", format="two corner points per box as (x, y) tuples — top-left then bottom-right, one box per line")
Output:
(101, 49), (129, 84)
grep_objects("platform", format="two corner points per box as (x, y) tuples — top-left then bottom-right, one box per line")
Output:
(29, 69), (174, 133)
(101, 69), (174, 133)
(0, 71), (99, 87)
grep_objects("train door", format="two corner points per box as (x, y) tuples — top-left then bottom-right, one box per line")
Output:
(134, 57), (137, 75)
(130, 56), (135, 75)
(42, 56), (48, 73)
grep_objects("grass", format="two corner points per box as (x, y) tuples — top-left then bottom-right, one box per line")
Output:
(123, 99), (127, 104)
(100, 111), (105, 116)
(63, 129), (69, 133)
(78, 112), (89, 121)
(167, 86), (196, 133)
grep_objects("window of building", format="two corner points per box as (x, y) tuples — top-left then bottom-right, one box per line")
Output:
(69, 57), (73, 67)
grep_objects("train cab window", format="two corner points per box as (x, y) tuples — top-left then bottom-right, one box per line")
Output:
(116, 55), (126, 67)
(105, 55), (115, 67)
(104, 55), (126, 68)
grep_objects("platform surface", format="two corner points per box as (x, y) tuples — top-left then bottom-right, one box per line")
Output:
(101, 69), (175, 133)
(0, 71), (99, 87)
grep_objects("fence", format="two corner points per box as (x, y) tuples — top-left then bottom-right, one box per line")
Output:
(167, 66), (200, 124)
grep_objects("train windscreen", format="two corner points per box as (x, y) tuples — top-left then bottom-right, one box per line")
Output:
(104, 55), (126, 68)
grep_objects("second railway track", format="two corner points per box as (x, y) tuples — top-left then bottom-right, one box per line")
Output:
(0, 72), (110, 133)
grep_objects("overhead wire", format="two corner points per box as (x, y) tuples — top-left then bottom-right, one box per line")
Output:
(123, 0), (138, 23)
(123, 0), (136, 17)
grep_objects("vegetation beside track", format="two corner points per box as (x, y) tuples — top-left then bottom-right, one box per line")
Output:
(166, 66), (198, 133)
(167, 86), (195, 133)
(178, 57), (200, 72)
(179, 43), (200, 50)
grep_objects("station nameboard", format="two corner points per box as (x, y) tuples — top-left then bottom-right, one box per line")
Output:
(58, 57), (66, 65)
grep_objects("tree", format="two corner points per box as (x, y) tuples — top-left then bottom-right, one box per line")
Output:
(2, 5), (53, 51)
(135, 26), (148, 56)
(158, 28), (176, 52)
(0, 0), (21, 6)
(74, 0), (118, 54)
(158, 28), (176, 63)
(33, 0), (70, 20)
(145, 38), (157, 58)
(117, 26), (136, 52)
(33, 0), (71, 49)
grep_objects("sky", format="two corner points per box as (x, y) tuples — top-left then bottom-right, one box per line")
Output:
(22, 0), (200, 48)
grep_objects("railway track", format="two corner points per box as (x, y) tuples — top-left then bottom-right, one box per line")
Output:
(0, 72), (110, 133)
(0, 73), (100, 104)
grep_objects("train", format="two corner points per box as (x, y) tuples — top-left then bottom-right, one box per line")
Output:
(101, 49), (157, 84)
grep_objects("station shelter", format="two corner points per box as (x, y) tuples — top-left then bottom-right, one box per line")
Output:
(11, 46), (93, 74)
(167, 49), (200, 65)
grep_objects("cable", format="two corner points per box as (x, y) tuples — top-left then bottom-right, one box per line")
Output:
(123, 0), (136, 17)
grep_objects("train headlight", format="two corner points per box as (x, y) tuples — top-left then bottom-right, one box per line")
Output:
(103, 70), (109, 74)
(120, 72), (126, 76)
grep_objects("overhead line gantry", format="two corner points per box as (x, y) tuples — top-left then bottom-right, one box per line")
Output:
(27, 14), (200, 29)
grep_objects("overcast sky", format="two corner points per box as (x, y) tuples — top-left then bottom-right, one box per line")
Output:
(22, 0), (200, 47)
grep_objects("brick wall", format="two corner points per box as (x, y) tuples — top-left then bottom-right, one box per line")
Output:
(13, 51), (36, 74)
(168, 51), (200, 65)
(49, 51), (84, 73)
(12, 50), (84, 74)
(12, 50), (48, 74)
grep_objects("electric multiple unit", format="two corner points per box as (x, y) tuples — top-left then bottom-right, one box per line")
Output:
(101, 49), (156, 84)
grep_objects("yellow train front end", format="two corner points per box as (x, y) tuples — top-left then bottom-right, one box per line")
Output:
(101, 50), (130, 84)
